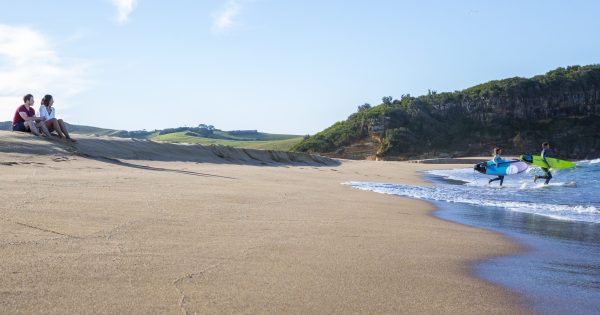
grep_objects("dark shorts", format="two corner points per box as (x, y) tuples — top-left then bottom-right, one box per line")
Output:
(12, 122), (29, 133)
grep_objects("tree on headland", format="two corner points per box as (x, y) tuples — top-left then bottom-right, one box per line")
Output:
(358, 103), (371, 112)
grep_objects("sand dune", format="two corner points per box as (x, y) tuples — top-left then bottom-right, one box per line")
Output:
(0, 131), (336, 166)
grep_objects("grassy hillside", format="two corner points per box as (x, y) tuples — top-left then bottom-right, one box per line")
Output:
(2, 121), (302, 151)
(150, 132), (303, 151)
(211, 130), (300, 141)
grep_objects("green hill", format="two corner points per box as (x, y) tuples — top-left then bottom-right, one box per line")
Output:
(150, 132), (303, 150)
(1, 121), (302, 151)
(292, 65), (600, 160)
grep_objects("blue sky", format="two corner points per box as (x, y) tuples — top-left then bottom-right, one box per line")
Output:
(1, 0), (599, 134)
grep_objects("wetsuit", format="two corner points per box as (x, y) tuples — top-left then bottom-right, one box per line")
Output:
(489, 153), (505, 186)
(535, 148), (553, 184)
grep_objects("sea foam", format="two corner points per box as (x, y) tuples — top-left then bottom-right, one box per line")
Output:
(344, 160), (600, 223)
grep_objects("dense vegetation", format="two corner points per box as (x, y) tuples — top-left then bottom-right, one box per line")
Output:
(293, 65), (600, 159)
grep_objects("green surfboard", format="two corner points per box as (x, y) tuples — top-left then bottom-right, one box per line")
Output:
(520, 155), (576, 169)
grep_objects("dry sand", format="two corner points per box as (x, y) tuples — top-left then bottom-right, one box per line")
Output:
(0, 131), (527, 314)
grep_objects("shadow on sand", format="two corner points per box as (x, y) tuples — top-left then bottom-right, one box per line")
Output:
(82, 154), (238, 179)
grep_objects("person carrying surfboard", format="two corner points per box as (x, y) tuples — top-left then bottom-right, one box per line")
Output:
(489, 147), (505, 186)
(534, 142), (553, 184)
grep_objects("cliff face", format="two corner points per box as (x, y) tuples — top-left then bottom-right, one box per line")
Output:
(294, 65), (600, 160)
(437, 89), (600, 122)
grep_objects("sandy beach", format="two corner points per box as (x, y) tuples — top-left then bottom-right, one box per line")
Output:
(0, 131), (526, 314)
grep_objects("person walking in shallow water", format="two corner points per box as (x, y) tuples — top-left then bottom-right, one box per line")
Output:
(489, 147), (505, 186)
(534, 142), (553, 184)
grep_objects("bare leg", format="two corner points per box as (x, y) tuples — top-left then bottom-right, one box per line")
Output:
(44, 119), (55, 132)
(26, 121), (41, 136)
(36, 121), (52, 137)
(44, 118), (64, 138)
(53, 120), (64, 138)
(52, 119), (65, 138)
(58, 119), (75, 142)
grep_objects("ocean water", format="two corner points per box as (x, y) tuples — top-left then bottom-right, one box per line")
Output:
(344, 159), (600, 314)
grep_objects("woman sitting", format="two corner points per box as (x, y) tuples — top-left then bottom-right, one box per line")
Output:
(39, 94), (76, 142)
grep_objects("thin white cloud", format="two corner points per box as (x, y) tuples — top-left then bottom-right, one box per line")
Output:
(0, 24), (92, 122)
(211, 0), (243, 33)
(112, 0), (137, 25)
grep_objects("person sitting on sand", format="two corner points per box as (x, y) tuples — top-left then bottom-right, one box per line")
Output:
(488, 147), (505, 186)
(39, 94), (76, 142)
(12, 94), (51, 137)
(534, 142), (552, 184)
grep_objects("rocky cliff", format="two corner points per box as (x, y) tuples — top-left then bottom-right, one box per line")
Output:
(293, 65), (600, 160)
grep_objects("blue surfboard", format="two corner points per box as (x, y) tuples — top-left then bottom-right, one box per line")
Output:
(474, 159), (529, 176)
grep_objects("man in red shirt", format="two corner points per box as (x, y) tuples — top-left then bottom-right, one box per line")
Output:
(12, 94), (51, 137)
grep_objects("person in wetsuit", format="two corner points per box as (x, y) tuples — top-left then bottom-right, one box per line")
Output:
(534, 142), (553, 184)
(489, 147), (505, 186)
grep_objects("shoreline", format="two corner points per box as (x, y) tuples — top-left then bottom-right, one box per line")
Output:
(345, 167), (531, 311)
(1, 133), (528, 314)
(420, 173), (531, 309)
(378, 169), (600, 314)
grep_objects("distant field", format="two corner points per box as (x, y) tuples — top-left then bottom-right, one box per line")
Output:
(1, 121), (303, 151)
(209, 130), (299, 141)
(150, 132), (304, 151)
